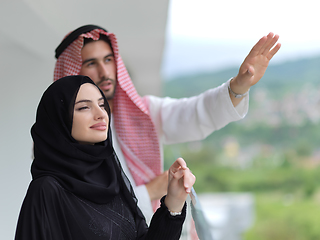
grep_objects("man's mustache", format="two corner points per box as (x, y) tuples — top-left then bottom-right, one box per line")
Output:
(96, 78), (115, 86)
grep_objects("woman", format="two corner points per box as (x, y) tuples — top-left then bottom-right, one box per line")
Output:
(15, 75), (195, 240)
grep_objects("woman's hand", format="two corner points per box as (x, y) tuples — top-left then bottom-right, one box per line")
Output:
(164, 157), (196, 213)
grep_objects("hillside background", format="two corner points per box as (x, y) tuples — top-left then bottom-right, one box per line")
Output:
(162, 55), (320, 240)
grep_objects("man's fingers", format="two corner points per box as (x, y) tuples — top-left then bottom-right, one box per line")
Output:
(249, 35), (268, 56)
(248, 33), (280, 58)
(262, 33), (280, 56)
(267, 42), (281, 60)
(256, 32), (276, 55)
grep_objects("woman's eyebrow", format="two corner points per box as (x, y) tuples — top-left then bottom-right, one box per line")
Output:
(75, 97), (104, 104)
(75, 99), (92, 105)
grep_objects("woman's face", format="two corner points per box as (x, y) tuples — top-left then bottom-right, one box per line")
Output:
(71, 83), (109, 144)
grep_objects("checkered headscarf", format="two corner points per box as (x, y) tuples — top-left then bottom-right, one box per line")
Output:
(54, 26), (162, 190)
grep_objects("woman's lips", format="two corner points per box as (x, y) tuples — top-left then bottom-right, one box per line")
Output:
(90, 122), (107, 130)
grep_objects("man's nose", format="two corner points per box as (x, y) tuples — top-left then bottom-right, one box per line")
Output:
(98, 63), (109, 79)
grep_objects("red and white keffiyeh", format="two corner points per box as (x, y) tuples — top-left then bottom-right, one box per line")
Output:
(54, 28), (162, 195)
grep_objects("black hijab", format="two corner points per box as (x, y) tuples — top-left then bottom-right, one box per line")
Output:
(31, 75), (142, 216)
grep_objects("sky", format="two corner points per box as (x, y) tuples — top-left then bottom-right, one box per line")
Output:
(162, 0), (320, 78)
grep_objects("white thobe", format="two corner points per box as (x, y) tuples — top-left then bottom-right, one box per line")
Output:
(111, 79), (249, 224)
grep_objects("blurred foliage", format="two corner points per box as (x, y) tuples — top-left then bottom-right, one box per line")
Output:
(164, 144), (320, 195)
(164, 143), (320, 239)
(162, 55), (320, 239)
(244, 193), (320, 240)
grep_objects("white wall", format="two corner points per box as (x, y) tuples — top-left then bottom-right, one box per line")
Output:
(0, 32), (55, 239)
(0, 1), (169, 238)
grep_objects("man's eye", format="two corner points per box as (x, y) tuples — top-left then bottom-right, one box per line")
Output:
(87, 62), (95, 66)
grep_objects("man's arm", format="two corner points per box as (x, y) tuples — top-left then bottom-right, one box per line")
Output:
(147, 83), (248, 145)
(145, 171), (169, 201)
(146, 33), (280, 145)
(229, 32), (281, 106)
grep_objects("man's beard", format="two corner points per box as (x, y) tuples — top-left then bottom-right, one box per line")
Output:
(104, 84), (116, 100)
(96, 78), (116, 100)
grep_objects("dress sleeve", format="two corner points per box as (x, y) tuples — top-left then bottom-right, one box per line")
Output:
(15, 178), (65, 240)
(146, 80), (249, 144)
(136, 196), (186, 240)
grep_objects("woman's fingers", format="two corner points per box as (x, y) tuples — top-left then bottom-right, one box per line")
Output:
(170, 162), (195, 193)
(183, 168), (196, 193)
(170, 157), (187, 171)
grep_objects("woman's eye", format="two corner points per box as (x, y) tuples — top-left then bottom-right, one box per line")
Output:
(78, 106), (89, 111)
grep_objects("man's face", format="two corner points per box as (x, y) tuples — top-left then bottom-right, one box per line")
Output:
(79, 40), (117, 100)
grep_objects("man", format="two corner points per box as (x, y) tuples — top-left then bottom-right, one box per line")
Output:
(54, 25), (280, 224)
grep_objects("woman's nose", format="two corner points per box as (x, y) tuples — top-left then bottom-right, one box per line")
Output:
(94, 105), (107, 120)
